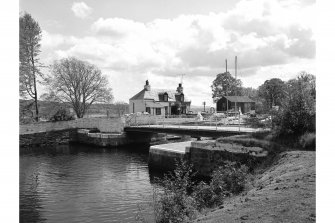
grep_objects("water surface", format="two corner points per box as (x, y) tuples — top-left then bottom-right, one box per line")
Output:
(20, 144), (158, 223)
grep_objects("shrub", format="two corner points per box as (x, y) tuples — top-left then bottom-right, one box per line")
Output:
(192, 161), (248, 211)
(148, 160), (249, 222)
(153, 160), (197, 223)
(50, 108), (75, 122)
(192, 181), (216, 209)
(211, 161), (248, 195)
(244, 116), (270, 128)
(299, 132), (316, 151)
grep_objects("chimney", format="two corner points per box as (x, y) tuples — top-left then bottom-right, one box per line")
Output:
(177, 83), (183, 93)
(144, 80), (151, 91)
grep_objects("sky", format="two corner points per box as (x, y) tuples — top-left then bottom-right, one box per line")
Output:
(19, 0), (316, 106)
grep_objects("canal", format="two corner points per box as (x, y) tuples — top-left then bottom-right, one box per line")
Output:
(20, 143), (161, 223)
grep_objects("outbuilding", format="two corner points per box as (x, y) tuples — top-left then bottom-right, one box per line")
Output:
(216, 96), (255, 114)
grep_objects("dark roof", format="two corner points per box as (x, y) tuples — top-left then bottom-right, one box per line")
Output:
(129, 88), (190, 102)
(222, 96), (255, 103)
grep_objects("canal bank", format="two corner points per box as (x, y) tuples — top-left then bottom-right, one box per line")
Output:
(148, 138), (269, 177)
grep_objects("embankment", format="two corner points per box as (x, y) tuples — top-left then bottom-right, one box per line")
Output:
(20, 117), (124, 135)
(195, 150), (316, 223)
(19, 117), (168, 148)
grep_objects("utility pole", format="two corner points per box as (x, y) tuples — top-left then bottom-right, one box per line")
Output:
(225, 59), (227, 73)
(235, 56), (237, 79)
(235, 56), (237, 116)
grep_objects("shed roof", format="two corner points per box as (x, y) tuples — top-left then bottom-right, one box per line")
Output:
(222, 96), (255, 103)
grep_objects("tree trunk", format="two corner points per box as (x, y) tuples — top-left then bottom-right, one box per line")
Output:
(32, 60), (39, 122)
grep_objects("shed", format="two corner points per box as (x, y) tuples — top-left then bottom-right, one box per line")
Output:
(216, 96), (255, 114)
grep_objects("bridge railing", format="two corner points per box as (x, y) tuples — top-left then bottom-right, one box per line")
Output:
(125, 113), (248, 131)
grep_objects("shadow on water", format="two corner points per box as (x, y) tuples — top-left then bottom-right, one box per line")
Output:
(20, 142), (151, 156)
(19, 142), (166, 223)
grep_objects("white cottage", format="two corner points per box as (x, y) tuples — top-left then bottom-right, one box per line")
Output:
(129, 80), (191, 116)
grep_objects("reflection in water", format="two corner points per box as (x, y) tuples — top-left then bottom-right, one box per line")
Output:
(20, 143), (162, 223)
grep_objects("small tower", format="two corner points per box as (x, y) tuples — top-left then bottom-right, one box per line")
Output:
(177, 83), (183, 93)
(144, 80), (151, 91)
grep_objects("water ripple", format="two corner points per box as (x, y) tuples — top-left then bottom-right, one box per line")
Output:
(20, 144), (156, 223)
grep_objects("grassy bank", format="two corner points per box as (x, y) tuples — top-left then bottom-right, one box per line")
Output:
(195, 150), (315, 222)
(136, 133), (315, 223)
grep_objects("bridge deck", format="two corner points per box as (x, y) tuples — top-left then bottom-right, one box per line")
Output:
(126, 124), (268, 132)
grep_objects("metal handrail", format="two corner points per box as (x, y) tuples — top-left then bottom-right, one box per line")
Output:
(124, 112), (244, 131)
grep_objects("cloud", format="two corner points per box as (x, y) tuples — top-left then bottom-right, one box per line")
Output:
(41, 30), (77, 49)
(42, 0), (315, 105)
(71, 2), (92, 19)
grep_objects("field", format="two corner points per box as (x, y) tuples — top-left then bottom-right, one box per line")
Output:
(19, 99), (129, 123)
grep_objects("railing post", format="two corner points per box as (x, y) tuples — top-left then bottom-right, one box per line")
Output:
(216, 116), (218, 131)
(238, 112), (240, 133)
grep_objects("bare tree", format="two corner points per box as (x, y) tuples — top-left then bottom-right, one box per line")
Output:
(20, 12), (43, 121)
(114, 101), (128, 117)
(46, 57), (113, 118)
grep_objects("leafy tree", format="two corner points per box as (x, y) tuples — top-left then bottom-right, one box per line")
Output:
(45, 57), (113, 118)
(20, 12), (43, 121)
(211, 72), (242, 102)
(241, 87), (258, 100)
(275, 72), (316, 136)
(258, 78), (286, 110)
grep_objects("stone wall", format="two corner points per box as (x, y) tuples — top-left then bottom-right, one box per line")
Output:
(20, 117), (124, 135)
(148, 142), (190, 171)
(19, 129), (77, 149)
(76, 130), (166, 147)
(189, 140), (268, 177)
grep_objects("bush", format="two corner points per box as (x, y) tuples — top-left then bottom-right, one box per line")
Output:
(244, 116), (270, 128)
(192, 181), (216, 209)
(146, 160), (249, 222)
(50, 108), (75, 122)
(153, 160), (197, 223)
(192, 161), (248, 211)
(299, 132), (316, 151)
(211, 161), (248, 195)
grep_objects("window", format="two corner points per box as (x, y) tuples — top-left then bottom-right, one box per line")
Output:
(180, 94), (184, 102)
(156, 108), (161, 115)
(146, 107), (151, 114)
(163, 93), (168, 102)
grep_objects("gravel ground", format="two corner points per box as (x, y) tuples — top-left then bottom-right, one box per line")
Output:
(195, 151), (316, 223)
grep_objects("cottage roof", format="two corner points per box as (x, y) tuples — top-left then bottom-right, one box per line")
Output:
(130, 88), (190, 102)
(223, 96), (255, 103)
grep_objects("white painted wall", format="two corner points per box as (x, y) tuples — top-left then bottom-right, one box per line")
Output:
(129, 99), (146, 113)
